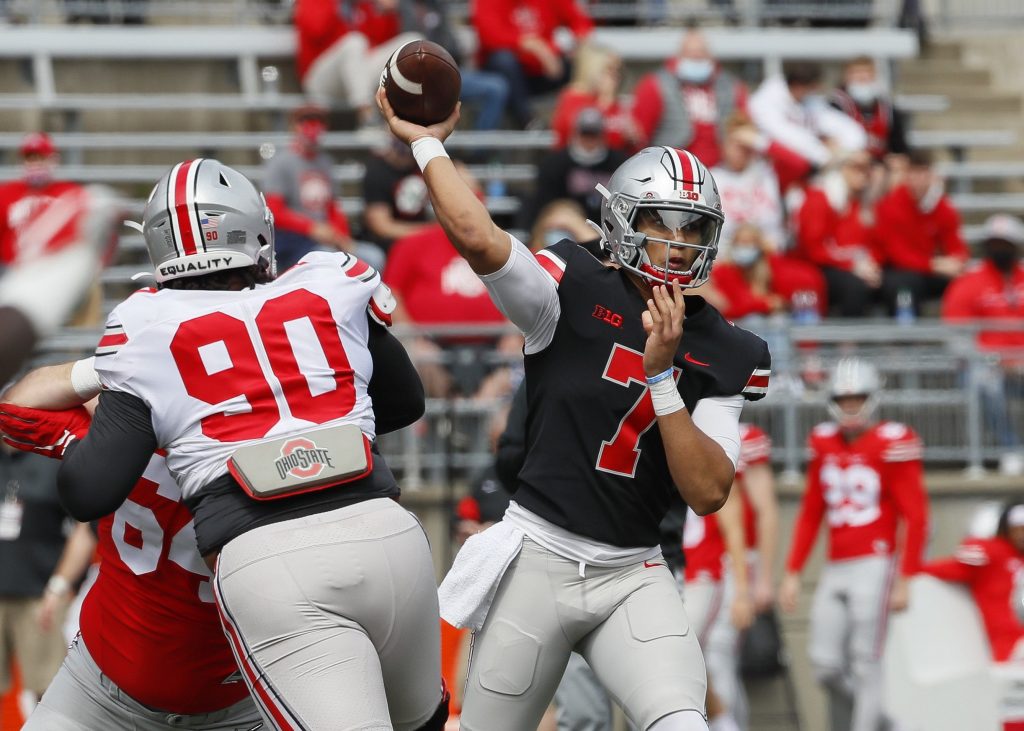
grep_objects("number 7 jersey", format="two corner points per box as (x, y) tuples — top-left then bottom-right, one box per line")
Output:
(94, 252), (385, 500)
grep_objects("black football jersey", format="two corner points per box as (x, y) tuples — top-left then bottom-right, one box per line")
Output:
(517, 240), (771, 548)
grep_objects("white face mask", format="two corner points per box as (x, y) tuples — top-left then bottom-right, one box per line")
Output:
(22, 160), (55, 187)
(731, 245), (762, 268)
(847, 81), (880, 106)
(676, 58), (713, 85)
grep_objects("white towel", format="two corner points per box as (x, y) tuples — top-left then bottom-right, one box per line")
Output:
(438, 520), (525, 631)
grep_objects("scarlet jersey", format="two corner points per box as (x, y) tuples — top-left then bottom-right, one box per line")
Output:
(786, 421), (928, 575)
(94, 252), (386, 499)
(682, 424), (772, 581)
(923, 536), (1024, 662)
(80, 452), (247, 713)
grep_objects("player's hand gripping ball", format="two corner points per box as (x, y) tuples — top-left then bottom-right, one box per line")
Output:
(380, 40), (462, 126)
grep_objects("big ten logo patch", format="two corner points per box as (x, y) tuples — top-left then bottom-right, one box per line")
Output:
(592, 304), (623, 328)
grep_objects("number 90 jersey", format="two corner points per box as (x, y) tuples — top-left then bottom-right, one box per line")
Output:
(94, 252), (383, 500)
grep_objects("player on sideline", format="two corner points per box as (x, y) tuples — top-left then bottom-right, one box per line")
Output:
(49, 161), (448, 731)
(779, 358), (928, 731)
(378, 90), (771, 731)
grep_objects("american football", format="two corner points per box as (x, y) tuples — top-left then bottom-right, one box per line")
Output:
(380, 40), (461, 126)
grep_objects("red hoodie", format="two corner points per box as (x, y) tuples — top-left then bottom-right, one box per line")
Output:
(795, 186), (880, 270)
(874, 184), (968, 273)
(942, 259), (1024, 354)
(472, 0), (593, 77)
(294, 0), (399, 81)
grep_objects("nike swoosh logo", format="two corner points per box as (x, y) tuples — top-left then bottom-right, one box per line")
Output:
(644, 560), (661, 568)
(684, 352), (710, 367)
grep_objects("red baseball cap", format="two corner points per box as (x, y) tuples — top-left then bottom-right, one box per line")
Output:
(20, 132), (56, 157)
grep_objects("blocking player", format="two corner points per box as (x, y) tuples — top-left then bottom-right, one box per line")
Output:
(49, 161), (448, 731)
(779, 358), (929, 731)
(379, 91), (771, 731)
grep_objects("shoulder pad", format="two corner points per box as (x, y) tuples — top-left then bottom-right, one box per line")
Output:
(877, 422), (910, 440)
(368, 282), (396, 327)
(812, 422), (840, 438)
(878, 422), (923, 462)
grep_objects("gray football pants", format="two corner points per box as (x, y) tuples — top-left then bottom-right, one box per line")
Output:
(24, 636), (262, 730)
(214, 498), (443, 731)
(460, 539), (708, 731)
(808, 555), (895, 731)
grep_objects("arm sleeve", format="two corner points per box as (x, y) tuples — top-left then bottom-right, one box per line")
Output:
(765, 140), (814, 190)
(690, 395), (744, 469)
(366, 318), (425, 435)
(814, 105), (868, 153)
(889, 458), (929, 575)
(478, 234), (562, 354)
(785, 456), (826, 573)
(939, 203), (969, 260)
(57, 390), (157, 522)
(921, 557), (975, 583)
(749, 86), (832, 167)
(796, 190), (844, 268)
(495, 380), (528, 492)
(265, 193), (315, 237)
(558, 0), (594, 37)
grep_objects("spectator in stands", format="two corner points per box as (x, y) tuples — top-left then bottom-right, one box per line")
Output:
(923, 499), (1024, 662)
(711, 113), (811, 256)
(550, 44), (638, 151)
(295, 0), (420, 127)
(794, 149), (883, 316)
(829, 56), (909, 163)
(471, 0), (593, 129)
(874, 148), (968, 315)
(631, 28), (747, 168)
(396, 0), (509, 131)
(0, 447), (95, 722)
(528, 200), (596, 254)
(384, 166), (521, 398)
(262, 105), (384, 272)
(708, 224), (826, 321)
(749, 61), (867, 171)
(521, 108), (628, 229)
(942, 214), (1024, 475)
(362, 138), (433, 252)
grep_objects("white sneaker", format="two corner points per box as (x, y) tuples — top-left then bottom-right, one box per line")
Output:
(1000, 452), (1024, 477)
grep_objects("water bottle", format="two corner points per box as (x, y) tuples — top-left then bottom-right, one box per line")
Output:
(895, 288), (915, 325)
(791, 289), (820, 325)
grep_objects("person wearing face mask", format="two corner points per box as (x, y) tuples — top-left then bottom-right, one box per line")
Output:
(0, 133), (83, 265)
(707, 224), (825, 322)
(528, 200), (596, 253)
(521, 108), (628, 230)
(262, 104), (384, 272)
(829, 57), (909, 163)
(794, 150), (883, 317)
(551, 43), (640, 151)
(631, 29), (748, 168)
(748, 61), (867, 171)
(874, 148), (968, 316)
(941, 214), (1024, 475)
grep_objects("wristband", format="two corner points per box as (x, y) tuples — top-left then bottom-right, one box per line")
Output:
(411, 136), (449, 173)
(71, 356), (102, 399)
(645, 367), (674, 385)
(649, 375), (685, 417)
(45, 575), (70, 597)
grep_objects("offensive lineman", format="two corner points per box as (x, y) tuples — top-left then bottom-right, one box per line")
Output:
(779, 358), (929, 731)
(49, 161), (448, 731)
(378, 91), (771, 731)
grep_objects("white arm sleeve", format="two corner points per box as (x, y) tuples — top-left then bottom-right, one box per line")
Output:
(691, 394), (745, 470)
(479, 233), (562, 354)
(814, 105), (868, 153)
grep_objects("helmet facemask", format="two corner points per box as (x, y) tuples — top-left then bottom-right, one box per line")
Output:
(827, 392), (879, 432)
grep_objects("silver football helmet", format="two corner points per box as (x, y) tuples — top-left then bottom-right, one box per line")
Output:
(828, 357), (882, 430)
(140, 159), (274, 283)
(597, 146), (723, 287)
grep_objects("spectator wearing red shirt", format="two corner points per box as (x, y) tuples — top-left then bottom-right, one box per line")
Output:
(795, 150), (883, 316)
(262, 105), (384, 271)
(631, 29), (747, 169)
(472, 0), (592, 129)
(296, 0), (420, 127)
(923, 500), (1024, 663)
(875, 149), (968, 315)
(550, 44), (638, 151)
(942, 214), (1024, 474)
(708, 224), (826, 321)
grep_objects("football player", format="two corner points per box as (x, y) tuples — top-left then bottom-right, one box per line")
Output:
(779, 358), (929, 731)
(379, 90), (770, 731)
(48, 161), (449, 731)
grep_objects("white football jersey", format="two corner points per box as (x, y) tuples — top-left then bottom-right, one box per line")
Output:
(95, 252), (386, 500)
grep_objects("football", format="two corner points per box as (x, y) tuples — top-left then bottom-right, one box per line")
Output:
(380, 40), (461, 126)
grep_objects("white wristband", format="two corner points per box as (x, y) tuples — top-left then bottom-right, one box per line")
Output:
(411, 136), (449, 173)
(649, 375), (685, 417)
(71, 356), (102, 399)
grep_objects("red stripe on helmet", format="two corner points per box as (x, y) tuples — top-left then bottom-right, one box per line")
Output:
(172, 159), (199, 256)
(675, 149), (696, 191)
